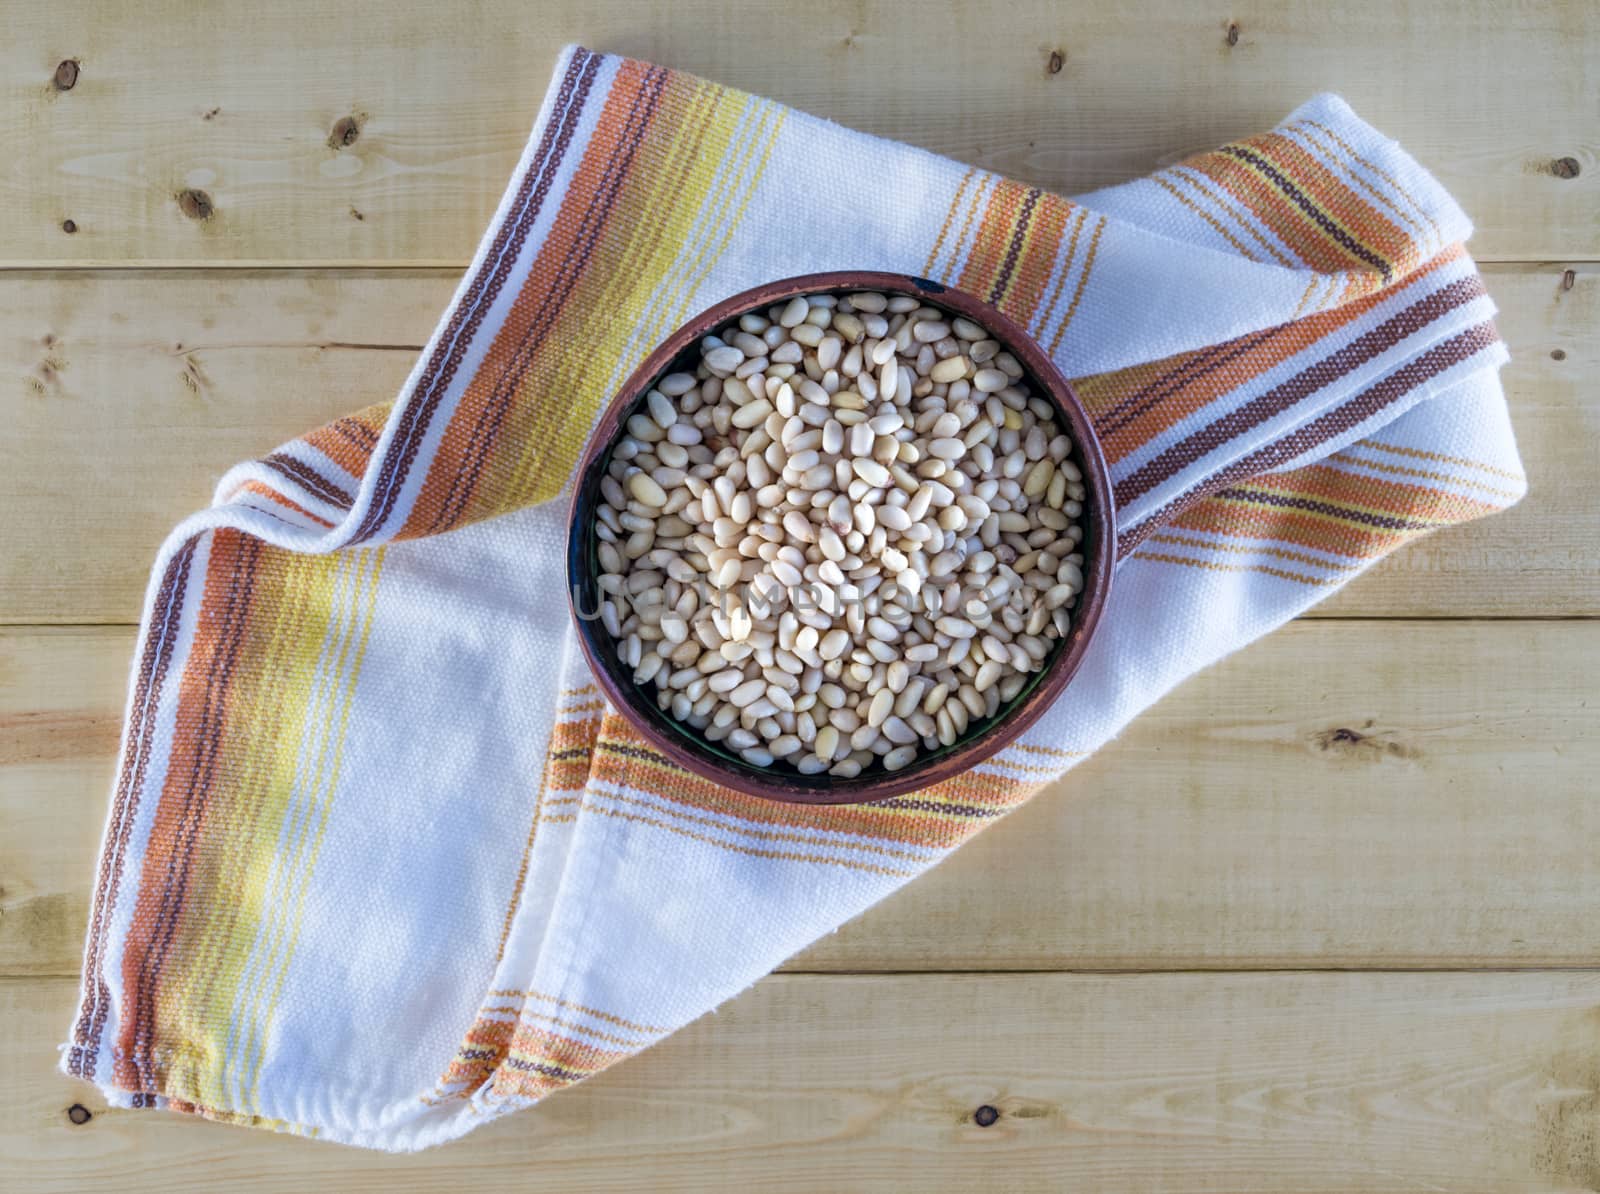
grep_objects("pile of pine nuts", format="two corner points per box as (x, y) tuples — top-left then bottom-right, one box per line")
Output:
(590, 289), (1086, 778)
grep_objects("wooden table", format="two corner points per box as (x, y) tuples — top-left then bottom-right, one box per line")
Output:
(3, 2), (1595, 1189)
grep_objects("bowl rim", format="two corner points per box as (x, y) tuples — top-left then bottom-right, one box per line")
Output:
(566, 270), (1115, 805)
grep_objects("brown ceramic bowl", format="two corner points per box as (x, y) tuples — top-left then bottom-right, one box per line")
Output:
(567, 272), (1114, 805)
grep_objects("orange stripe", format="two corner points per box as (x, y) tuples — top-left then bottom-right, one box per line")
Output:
(1046, 215), (1105, 356)
(1168, 168), (1298, 267)
(956, 178), (1027, 298)
(1147, 532), (1366, 573)
(1152, 174), (1262, 262)
(997, 195), (1073, 326)
(923, 167), (977, 276)
(400, 59), (662, 538)
(1300, 118), (1442, 239)
(941, 174), (993, 284)
(1031, 207), (1088, 338)
(1076, 245), (1463, 460)
(1132, 551), (1336, 587)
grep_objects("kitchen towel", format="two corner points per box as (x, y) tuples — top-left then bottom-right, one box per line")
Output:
(64, 46), (1524, 1149)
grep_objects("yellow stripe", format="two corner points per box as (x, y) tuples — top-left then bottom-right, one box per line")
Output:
(167, 549), (321, 1108)
(246, 547), (385, 1113)
(667, 104), (790, 338)
(522, 95), (786, 501)
(991, 193), (1052, 313)
(498, 79), (738, 511)
(585, 83), (734, 402)
(228, 550), (359, 1110)
(533, 81), (726, 456)
(236, 548), (386, 1114)
(1288, 121), (1426, 242)
(506, 89), (782, 510)
(203, 550), (350, 1108)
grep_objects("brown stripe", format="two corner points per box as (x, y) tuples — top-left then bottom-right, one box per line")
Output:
(1114, 273), (1487, 510)
(263, 453), (353, 508)
(1094, 328), (1280, 439)
(1219, 144), (1392, 281)
(354, 48), (601, 542)
(122, 532), (262, 1090)
(330, 416), (379, 450)
(874, 796), (1009, 819)
(988, 188), (1041, 304)
(1212, 487), (1439, 532)
(426, 66), (672, 534)
(71, 537), (197, 1078)
(1301, 118), (1442, 239)
(502, 1057), (588, 1083)
(1120, 319), (1500, 553)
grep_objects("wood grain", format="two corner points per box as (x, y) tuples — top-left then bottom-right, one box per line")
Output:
(2, 1), (1593, 266)
(13, 970), (1600, 1192)
(5, 619), (1594, 978)
(1, 264), (1591, 624)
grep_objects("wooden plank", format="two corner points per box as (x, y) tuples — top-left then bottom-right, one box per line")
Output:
(12, 970), (1600, 1191)
(6, 619), (1596, 978)
(1, 0), (1593, 266)
(0, 269), (446, 623)
(1, 264), (1592, 624)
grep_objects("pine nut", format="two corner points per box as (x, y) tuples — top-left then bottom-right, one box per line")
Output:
(592, 289), (1085, 778)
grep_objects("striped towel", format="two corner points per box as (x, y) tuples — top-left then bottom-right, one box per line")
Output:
(64, 46), (1524, 1150)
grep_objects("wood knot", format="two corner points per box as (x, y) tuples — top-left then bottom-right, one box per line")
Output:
(974, 1104), (1000, 1127)
(350, 206), (365, 221)
(203, 107), (221, 121)
(66, 1104), (92, 1125)
(1551, 348), (1567, 361)
(54, 59), (80, 91)
(1225, 22), (1241, 46)
(329, 115), (362, 149)
(1561, 268), (1577, 291)
(1551, 156), (1581, 180)
(1312, 722), (1420, 761)
(177, 189), (214, 221)
(1047, 49), (1064, 75)
(61, 219), (77, 234)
